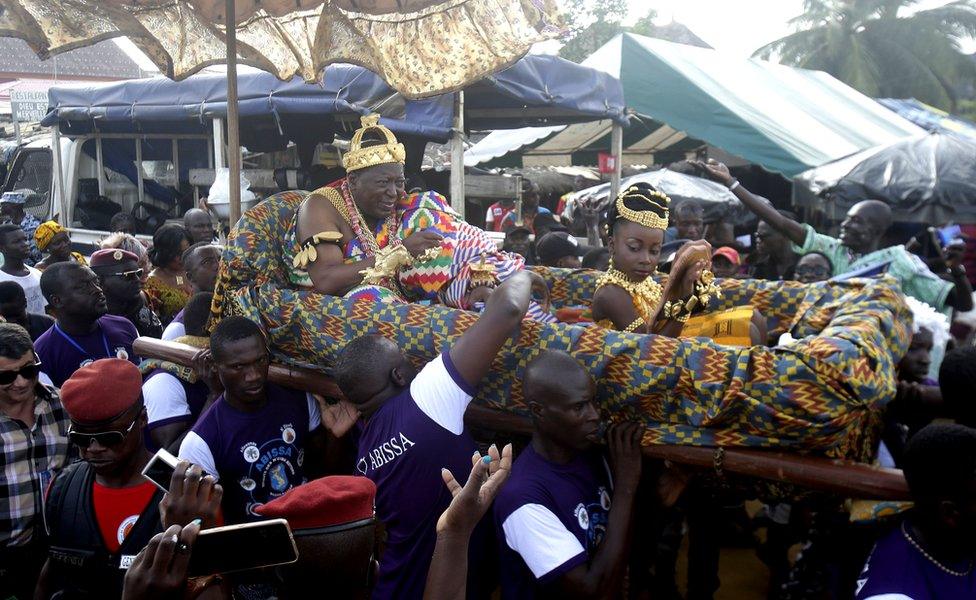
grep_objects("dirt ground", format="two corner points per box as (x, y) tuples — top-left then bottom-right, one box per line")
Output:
(676, 541), (772, 600)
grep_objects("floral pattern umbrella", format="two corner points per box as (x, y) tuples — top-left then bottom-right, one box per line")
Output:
(0, 0), (563, 222)
(0, 0), (563, 99)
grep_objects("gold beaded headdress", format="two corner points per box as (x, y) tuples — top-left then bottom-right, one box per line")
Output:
(342, 114), (406, 173)
(615, 184), (670, 231)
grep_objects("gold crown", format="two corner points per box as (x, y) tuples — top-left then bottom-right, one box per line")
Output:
(342, 114), (406, 173)
(616, 185), (670, 230)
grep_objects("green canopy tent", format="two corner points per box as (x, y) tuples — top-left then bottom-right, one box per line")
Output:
(466, 33), (924, 177)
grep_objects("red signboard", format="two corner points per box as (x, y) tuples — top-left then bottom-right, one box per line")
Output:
(598, 152), (617, 174)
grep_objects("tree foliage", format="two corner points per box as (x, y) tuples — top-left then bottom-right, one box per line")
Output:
(558, 0), (657, 63)
(754, 0), (976, 111)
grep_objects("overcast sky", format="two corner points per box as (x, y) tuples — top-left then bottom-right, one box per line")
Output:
(117, 0), (974, 71)
(636, 0), (975, 57)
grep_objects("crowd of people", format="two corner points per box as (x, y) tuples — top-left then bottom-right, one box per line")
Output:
(2, 116), (976, 600)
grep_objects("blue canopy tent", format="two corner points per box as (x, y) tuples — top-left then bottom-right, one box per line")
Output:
(42, 55), (627, 216)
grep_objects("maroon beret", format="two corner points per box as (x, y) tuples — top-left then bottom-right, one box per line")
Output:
(90, 248), (140, 268)
(255, 476), (376, 530)
(61, 358), (143, 423)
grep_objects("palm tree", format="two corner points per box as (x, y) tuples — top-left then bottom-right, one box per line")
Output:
(754, 1), (976, 112)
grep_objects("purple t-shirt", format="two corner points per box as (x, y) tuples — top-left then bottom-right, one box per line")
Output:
(855, 522), (976, 599)
(178, 383), (322, 524)
(356, 352), (478, 600)
(494, 445), (612, 599)
(34, 315), (140, 387)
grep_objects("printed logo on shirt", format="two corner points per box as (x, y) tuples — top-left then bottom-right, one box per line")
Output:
(356, 432), (416, 474)
(269, 462), (290, 493)
(282, 426), (296, 444)
(117, 514), (140, 544)
(585, 491), (611, 550)
(239, 477), (256, 491)
(80, 359), (94, 369)
(575, 503), (589, 530)
(246, 501), (263, 517)
(114, 347), (129, 360)
(242, 443), (260, 463)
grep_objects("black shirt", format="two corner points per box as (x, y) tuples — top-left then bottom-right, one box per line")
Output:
(21, 313), (54, 341)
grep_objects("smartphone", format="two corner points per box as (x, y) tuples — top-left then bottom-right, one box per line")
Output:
(187, 519), (299, 577)
(938, 224), (962, 247)
(141, 448), (180, 493)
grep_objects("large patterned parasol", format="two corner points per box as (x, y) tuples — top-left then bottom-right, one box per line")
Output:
(0, 0), (562, 97)
(0, 0), (564, 220)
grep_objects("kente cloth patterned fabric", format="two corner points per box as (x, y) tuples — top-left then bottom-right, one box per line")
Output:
(287, 187), (553, 319)
(212, 191), (911, 461)
(144, 276), (191, 325)
(0, 0), (563, 99)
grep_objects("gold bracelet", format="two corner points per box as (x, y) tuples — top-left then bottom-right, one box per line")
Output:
(623, 317), (645, 333)
(663, 300), (691, 322)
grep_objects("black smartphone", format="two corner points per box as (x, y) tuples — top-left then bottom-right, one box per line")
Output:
(141, 448), (180, 493)
(187, 518), (299, 577)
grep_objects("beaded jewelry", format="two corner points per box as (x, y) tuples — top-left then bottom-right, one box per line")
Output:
(595, 267), (664, 332)
(901, 522), (972, 576)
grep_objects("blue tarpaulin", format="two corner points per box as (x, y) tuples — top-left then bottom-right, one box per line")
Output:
(42, 56), (627, 148)
(878, 98), (976, 141)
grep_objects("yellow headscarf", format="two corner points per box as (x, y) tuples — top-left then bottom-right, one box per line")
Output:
(34, 220), (66, 251)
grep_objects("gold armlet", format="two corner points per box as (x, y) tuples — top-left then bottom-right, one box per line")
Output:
(293, 231), (343, 269)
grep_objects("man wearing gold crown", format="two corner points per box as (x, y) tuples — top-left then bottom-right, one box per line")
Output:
(287, 114), (553, 318)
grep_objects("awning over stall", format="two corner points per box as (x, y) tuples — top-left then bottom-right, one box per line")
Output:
(467, 34), (923, 175)
(41, 54), (626, 151)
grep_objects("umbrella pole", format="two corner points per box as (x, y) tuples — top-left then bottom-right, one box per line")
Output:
(225, 0), (242, 225)
(609, 122), (623, 202)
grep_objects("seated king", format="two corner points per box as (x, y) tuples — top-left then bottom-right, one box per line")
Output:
(289, 114), (552, 320)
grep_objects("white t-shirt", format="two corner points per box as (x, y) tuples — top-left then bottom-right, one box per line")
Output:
(0, 267), (45, 314)
(143, 372), (193, 427)
(161, 321), (185, 341)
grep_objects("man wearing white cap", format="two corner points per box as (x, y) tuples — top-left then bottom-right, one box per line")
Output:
(0, 191), (42, 266)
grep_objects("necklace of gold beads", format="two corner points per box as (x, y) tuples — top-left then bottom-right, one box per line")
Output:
(596, 267), (663, 324)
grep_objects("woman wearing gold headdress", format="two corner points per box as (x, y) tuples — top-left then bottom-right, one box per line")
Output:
(591, 182), (761, 345)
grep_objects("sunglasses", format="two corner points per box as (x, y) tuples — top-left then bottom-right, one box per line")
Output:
(112, 268), (144, 281)
(68, 413), (139, 448)
(0, 360), (42, 385)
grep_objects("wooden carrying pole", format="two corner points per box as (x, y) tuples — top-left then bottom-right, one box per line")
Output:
(225, 0), (242, 225)
(132, 337), (910, 500)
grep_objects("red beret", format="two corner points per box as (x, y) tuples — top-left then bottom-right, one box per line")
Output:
(90, 248), (140, 268)
(61, 358), (143, 423)
(255, 476), (375, 530)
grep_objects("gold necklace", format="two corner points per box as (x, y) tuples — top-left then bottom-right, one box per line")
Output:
(596, 267), (663, 323)
(901, 522), (973, 577)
